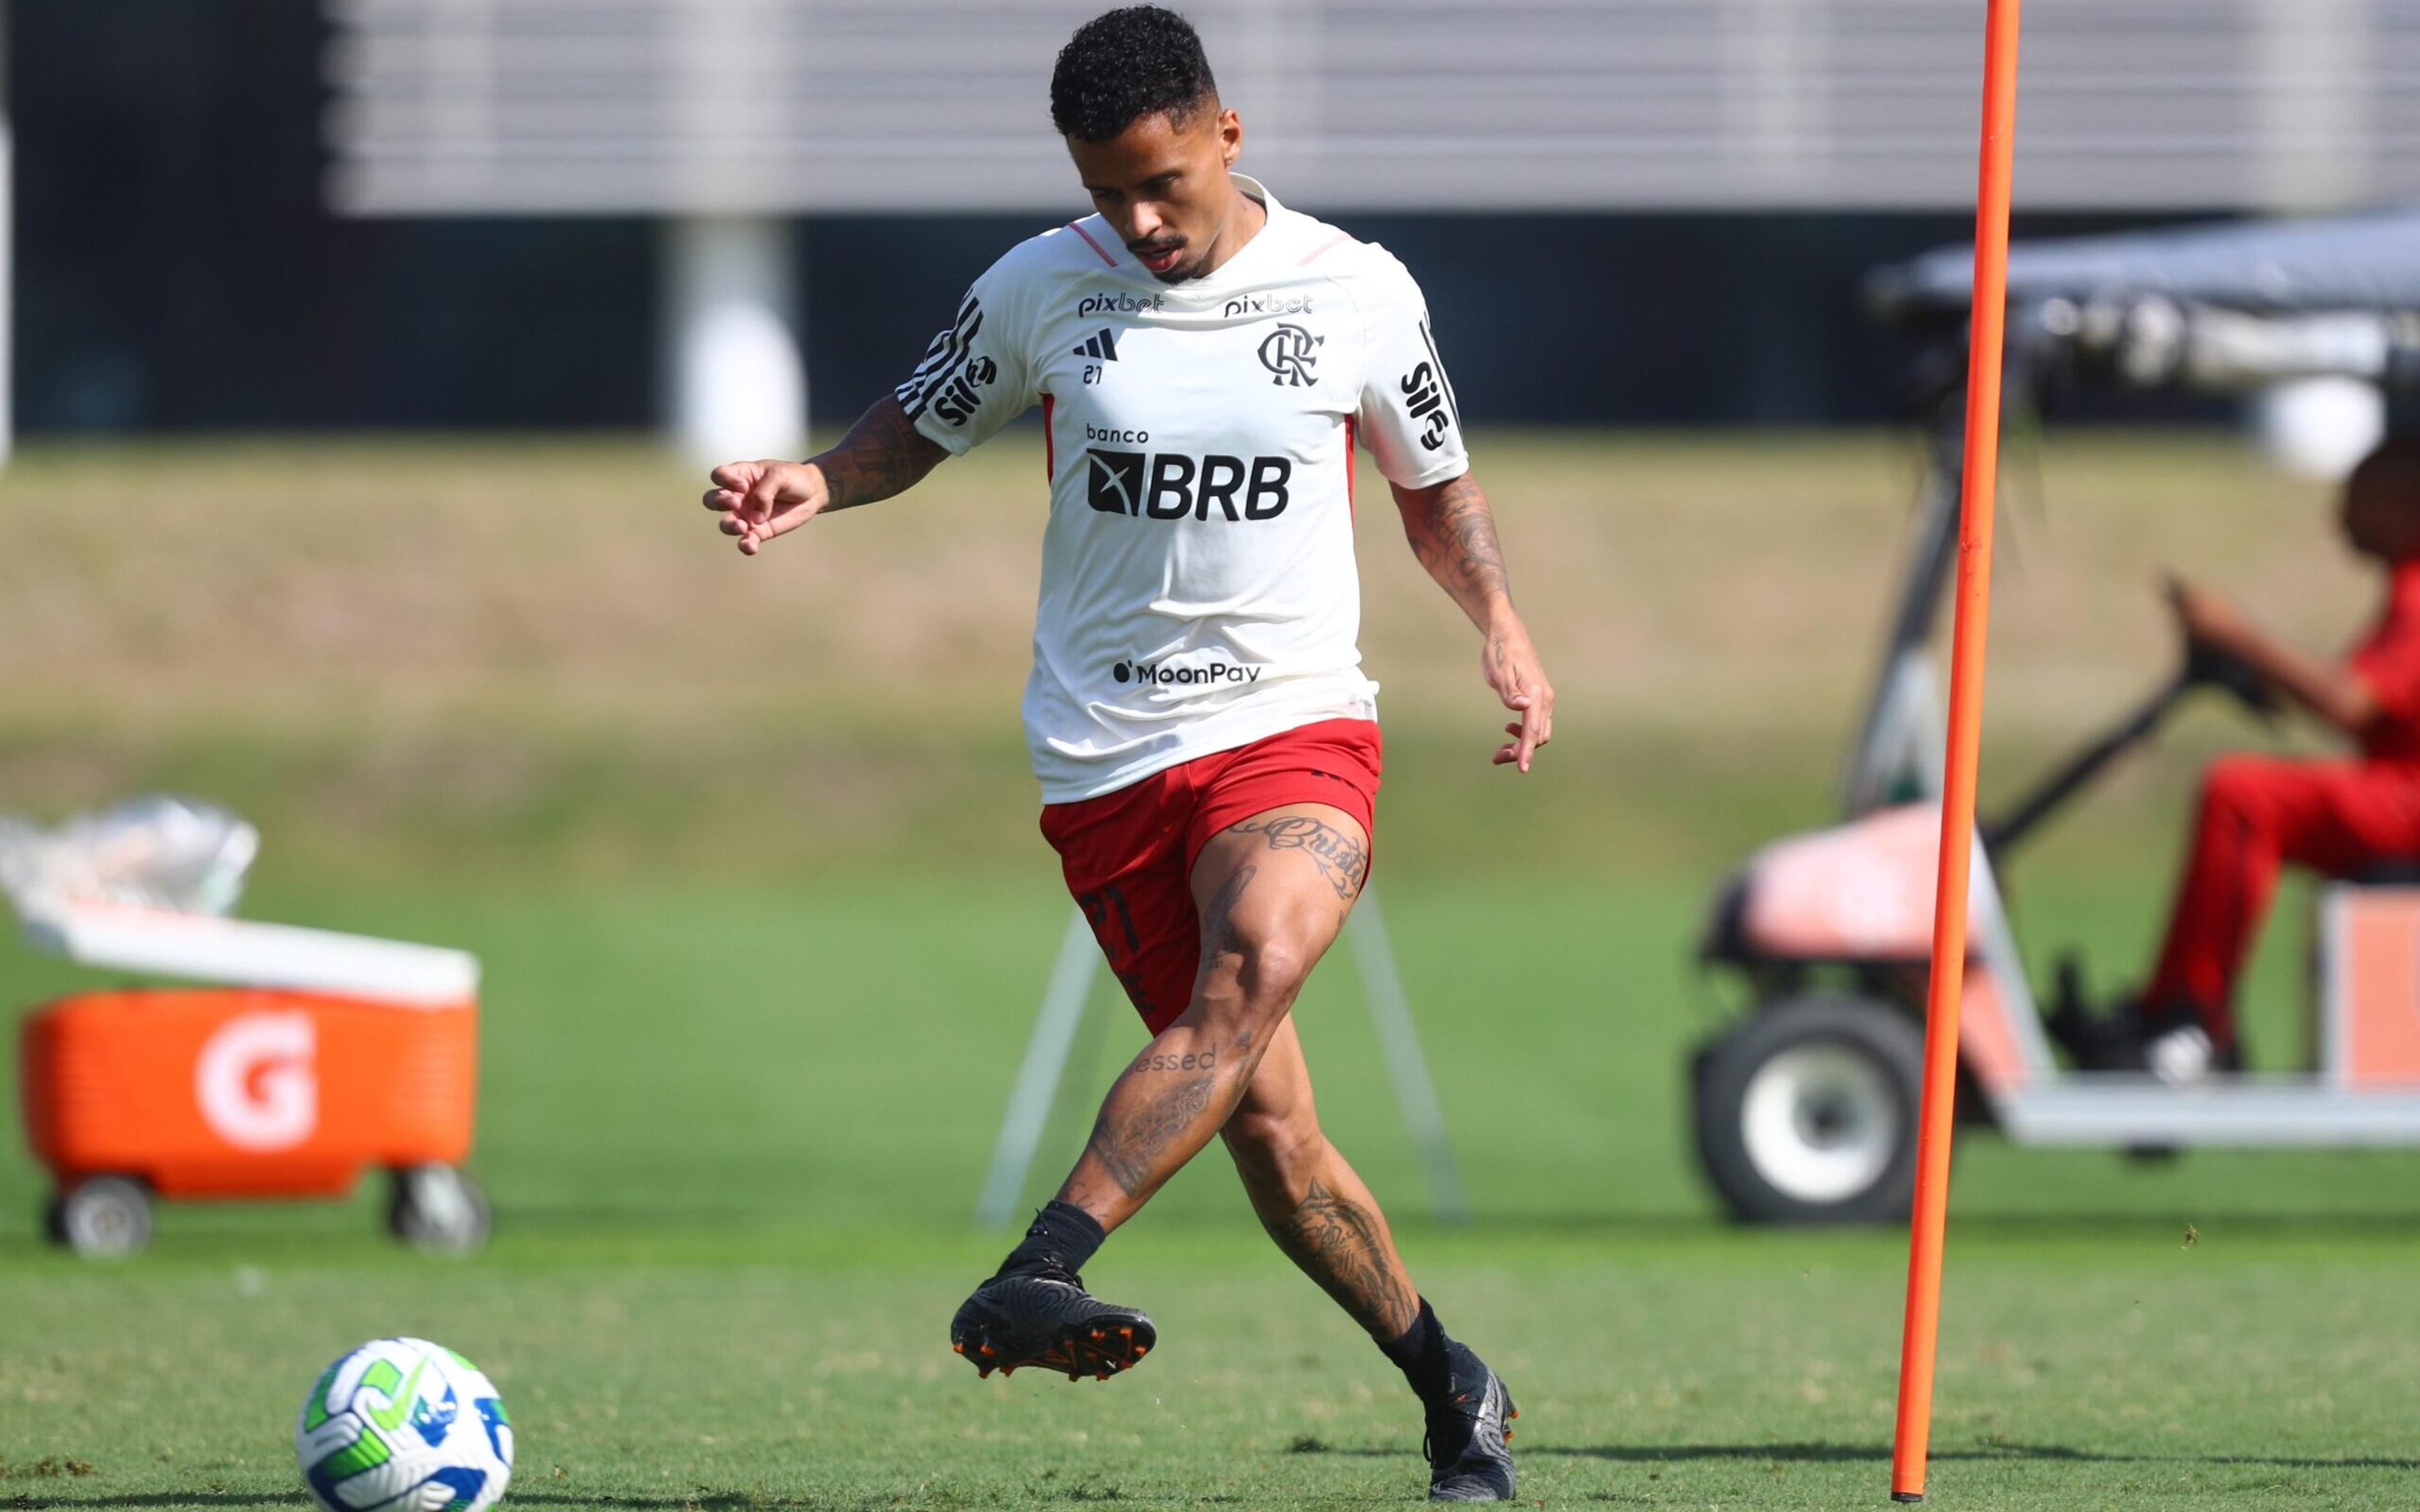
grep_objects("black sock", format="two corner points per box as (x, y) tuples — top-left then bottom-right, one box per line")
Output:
(994, 1200), (1105, 1280)
(1380, 1297), (1456, 1402)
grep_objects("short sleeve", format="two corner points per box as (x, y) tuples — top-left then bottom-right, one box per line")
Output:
(1353, 256), (1471, 490)
(895, 255), (1037, 455)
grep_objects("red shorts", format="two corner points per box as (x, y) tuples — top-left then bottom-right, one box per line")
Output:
(1040, 718), (1382, 1034)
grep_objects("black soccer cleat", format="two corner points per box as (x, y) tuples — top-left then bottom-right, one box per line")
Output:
(1422, 1345), (1518, 1502)
(949, 1263), (1156, 1382)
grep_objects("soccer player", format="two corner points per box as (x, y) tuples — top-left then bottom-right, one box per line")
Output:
(700, 8), (1552, 1500)
(2131, 435), (2420, 1079)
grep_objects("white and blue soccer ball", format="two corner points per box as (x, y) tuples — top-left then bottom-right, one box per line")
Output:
(295, 1337), (514, 1512)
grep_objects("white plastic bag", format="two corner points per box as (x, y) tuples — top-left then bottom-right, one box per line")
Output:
(0, 794), (259, 920)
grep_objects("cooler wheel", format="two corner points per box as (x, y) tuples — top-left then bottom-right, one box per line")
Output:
(47, 1176), (154, 1259)
(386, 1164), (492, 1254)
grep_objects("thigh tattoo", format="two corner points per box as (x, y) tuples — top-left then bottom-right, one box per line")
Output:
(1228, 815), (1369, 902)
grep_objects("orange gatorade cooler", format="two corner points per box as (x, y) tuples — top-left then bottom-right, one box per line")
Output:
(15, 900), (490, 1257)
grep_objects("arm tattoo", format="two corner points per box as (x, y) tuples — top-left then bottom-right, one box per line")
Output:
(1229, 816), (1368, 902)
(1396, 472), (1511, 622)
(1264, 1178), (1419, 1339)
(809, 395), (948, 512)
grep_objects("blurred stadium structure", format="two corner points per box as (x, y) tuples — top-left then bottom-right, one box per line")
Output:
(316, 0), (2420, 461)
(20, 3), (2420, 440)
(325, 0), (2420, 215)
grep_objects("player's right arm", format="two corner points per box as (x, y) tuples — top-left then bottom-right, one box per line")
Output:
(701, 255), (1040, 556)
(703, 397), (947, 556)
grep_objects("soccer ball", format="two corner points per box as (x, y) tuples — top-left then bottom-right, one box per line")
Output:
(295, 1337), (513, 1512)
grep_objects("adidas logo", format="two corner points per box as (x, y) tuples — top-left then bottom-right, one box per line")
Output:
(1074, 328), (1121, 362)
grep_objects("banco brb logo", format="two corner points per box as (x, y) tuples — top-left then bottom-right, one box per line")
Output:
(195, 1011), (319, 1150)
(1087, 449), (1293, 520)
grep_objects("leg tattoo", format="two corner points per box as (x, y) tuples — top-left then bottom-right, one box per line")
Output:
(1200, 862), (1257, 959)
(1265, 1178), (1419, 1338)
(1088, 1073), (1217, 1196)
(1227, 816), (1368, 902)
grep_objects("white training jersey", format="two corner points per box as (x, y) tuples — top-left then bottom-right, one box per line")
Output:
(895, 175), (1470, 804)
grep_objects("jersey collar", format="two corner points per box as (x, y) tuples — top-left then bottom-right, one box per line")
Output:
(1178, 173), (1291, 291)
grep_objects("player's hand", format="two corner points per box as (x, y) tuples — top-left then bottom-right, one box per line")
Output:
(1482, 612), (1555, 772)
(702, 460), (829, 556)
(2164, 574), (2253, 656)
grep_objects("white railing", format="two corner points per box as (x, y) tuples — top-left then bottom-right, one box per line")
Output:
(324, 0), (2420, 214)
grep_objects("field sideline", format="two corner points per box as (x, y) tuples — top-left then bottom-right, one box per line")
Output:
(4, 435), (2419, 1508)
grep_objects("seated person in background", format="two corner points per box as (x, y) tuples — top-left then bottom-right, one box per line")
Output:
(2139, 435), (2420, 1080)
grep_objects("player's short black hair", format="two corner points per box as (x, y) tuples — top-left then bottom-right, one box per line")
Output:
(2353, 433), (2420, 508)
(1051, 6), (1219, 143)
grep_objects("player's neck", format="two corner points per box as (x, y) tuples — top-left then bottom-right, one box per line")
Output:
(1191, 183), (1269, 280)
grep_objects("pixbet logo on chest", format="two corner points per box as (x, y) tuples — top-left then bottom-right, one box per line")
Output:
(1085, 443), (1293, 521)
(1078, 292), (1165, 317)
(1223, 294), (1314, 319)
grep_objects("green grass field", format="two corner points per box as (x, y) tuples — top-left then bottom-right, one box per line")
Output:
(4, 434), (2419, 1509)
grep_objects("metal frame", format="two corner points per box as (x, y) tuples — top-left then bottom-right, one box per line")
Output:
(975, 886), (1468, 1228)
(1833, 381), (2420, 1147)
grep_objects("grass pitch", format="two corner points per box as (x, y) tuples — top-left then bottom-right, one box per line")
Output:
(4, 434), (2420, 1508)
(6, 879), (2418, 1510)
(9, 1217), (2420, 1510)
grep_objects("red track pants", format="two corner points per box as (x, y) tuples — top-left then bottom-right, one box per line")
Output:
(2146, 754), (2420, 1047)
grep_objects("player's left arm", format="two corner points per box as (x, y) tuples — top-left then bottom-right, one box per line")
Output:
(1393, 471), (1555, 771)
(1353, 253), (1555, 772)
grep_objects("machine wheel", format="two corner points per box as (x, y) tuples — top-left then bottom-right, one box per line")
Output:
(50, 1177), (153, 1259)
(1693, 995), (1923, 1225)
(387, 1166), (492, 1254)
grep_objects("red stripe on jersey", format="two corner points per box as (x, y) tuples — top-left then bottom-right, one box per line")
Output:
(1299, 232), (1353, 265)
(1344, 416), (1357, 521)
(1068, 222), (1118, 266)
(1042, 392), (1057, 479)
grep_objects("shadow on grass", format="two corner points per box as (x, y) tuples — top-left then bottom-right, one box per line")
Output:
(0, 1499), (302, 1509)
(3, 1498), (826, 1511)
(1284, 1438), (2420, 1472)
(1532, 1442), (2420, 1470)
(1443, 1211), (2420, 1239)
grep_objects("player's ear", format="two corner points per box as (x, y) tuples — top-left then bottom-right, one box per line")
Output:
(1216, 105), (1243, 167)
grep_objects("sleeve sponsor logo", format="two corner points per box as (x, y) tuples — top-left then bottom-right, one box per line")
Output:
(1085, 449), (1292, 521)
(1405, 318), (1462, 449)
(928, 355), (998, 427)
(895, 293), (987, 421)
(1257, 323), (1323, 387)
(1400, 360), (1453, 451)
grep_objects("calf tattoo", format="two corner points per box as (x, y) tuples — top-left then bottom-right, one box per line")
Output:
(1230, 815), (1369, 901)
(1267, 1178), (1418, 1337)
(1090, 1072), (1217, 1196)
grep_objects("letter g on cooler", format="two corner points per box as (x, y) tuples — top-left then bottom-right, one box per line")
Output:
(195, 1011), (320, 1150)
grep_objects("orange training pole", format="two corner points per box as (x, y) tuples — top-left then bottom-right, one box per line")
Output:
(1889, 0), (2024, 1501)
